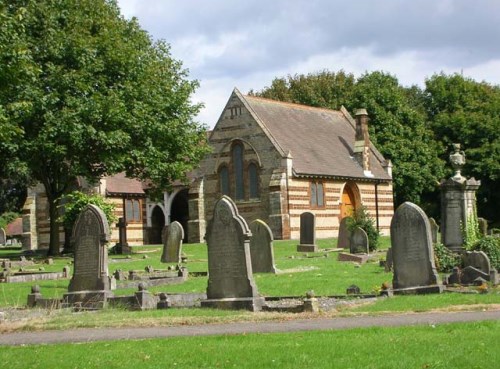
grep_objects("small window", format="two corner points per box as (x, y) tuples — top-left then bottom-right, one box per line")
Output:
(125, 199), (142, 222)
(310, 181), (325, 208)
(219, 166), (230, 195)
(233, 143), (244, 200)
(248, 163), (259, 198)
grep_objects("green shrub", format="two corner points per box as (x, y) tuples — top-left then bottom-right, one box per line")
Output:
(433, 242), (461, 272)
(59, 191), (116, 229)
(470, 236), (500, 271)
(0, 212), (20, 230)
(347, 206), (379, 251)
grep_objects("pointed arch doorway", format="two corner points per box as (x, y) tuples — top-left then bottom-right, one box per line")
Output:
(170, 189), (189, 242)
(150, 206), (165, 244)
(340, 183), (360, 219)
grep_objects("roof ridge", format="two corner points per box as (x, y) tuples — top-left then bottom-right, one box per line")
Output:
(244, 94), (342, 115)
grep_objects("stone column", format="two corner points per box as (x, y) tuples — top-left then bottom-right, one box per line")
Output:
(440, 144), (480, 253)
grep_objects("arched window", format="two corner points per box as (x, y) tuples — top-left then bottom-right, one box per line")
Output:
(232, 143), (244, 200)
(219, 166), (230, 195)
(310, 181), (325, 208)
(248, 163), (259, 198)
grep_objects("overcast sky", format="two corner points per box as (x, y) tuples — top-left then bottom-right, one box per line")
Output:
(116, 0), (500, 128)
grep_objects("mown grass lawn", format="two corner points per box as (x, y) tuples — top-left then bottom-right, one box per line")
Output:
(0, 238), (499, 333)
(1, 321), (499, 369)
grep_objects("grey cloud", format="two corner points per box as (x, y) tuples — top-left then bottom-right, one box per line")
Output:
(121, 0), (500, 78)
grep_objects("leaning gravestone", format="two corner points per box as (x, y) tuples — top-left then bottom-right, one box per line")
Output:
(350, 227), (369, 254)
(463, 251), (491, 275)
(297, 212), (318, 252)
(391, 202), (443, 293)
(250, 219), (277, 274)
(428, 217), (439, 244)
(202, 196), (264, 311)
(337, 217), (352, 249)
(477, 218), (488, 237)
(0, 228), (5, 246)
(160, 221), (184, 263)
(64, 205), (112, 307)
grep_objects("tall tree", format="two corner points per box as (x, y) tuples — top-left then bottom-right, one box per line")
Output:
(424, 73), (500, 223)
(0, 0), (209, 255)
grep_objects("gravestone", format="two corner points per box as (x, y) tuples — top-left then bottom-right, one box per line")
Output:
(477, 218), (488, 237)
(160, 221), (184, 264)
(250, 219), (277, 273)
(116, 217), (131, 254)
(350, 227), (369, 254)
(202, 196), (264, 311)
(64, 205), (112, 307)
(463, 251), (491, 275)
(385, 247), (393, 272)
(0, 228), (5, 245)
(391, 202), (443, 293)
(297, 212), (318, 252)
(337, 217), (352, 249)
(428, 217), (439, 244)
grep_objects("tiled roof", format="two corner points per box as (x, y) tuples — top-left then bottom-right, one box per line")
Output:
(105, 172), (146, 196)
(243, 94), (391, 181)
(6, 217), (22, 236)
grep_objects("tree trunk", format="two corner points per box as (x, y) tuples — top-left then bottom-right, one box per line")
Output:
(47, 195), (61, 256)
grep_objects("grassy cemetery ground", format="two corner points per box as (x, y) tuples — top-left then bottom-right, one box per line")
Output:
(1, 321), (499, 369)
(0, 237), (499, 333)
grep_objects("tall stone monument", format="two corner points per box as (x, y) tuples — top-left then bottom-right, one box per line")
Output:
(64, 205), (112, 307)
(391, 202), (443, 293)
(297, 212), (318, 252)
(202, 196), (264, 311)
(0, 228), (5, 246)
(440, 143), (481, 252)
(160, 221), (184, 263)
(250, 219), (277, 273)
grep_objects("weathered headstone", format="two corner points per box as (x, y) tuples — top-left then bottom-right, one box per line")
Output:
(64, 205), (112, 307)
(202, 196), (264, 311)
(0, 228), (5, 245)
(250, 219), (277, 273)
(463, 251), (491, 275)
(297, 212), (318, 252)
(350, 227), (369, 254)
(116, 217), (132, 254)
(337, 217), (352, 249)
(385, 247), (393, 272)
(428, 217), (439, 244)
(160, 221), (184, 264)
(477, 218), (488, 237)
(391, 202), (443, 293)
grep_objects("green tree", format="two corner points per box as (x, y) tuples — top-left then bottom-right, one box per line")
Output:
(424, 74), (500, 223)
(0, 0), (209, 255)
(349, 72), (444, 208)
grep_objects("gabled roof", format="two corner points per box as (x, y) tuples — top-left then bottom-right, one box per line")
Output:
(242, 93), (391, 181)
(105, 172), (146, 196)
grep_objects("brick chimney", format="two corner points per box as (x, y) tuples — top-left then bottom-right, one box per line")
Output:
(353, 108), (373, 177)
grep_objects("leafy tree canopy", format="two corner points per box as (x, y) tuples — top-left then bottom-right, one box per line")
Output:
(0, 0), (210, 255)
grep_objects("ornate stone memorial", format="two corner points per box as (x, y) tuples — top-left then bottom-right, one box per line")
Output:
(250, 219), (277, 274)
(64, 205), (112, 307)
(297, 212), (318, 252)
(202, 196), (264, 311)
(0, 228), (5, 245)
(391, 202), (443, 293)
(440, 144), (481, 252)
(160, 221), (184, 263)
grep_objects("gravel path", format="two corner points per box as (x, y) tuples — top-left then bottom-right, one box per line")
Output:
(1, 310), (499, 346)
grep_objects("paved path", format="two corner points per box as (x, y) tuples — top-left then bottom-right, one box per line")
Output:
(1, 310), (499, 346)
